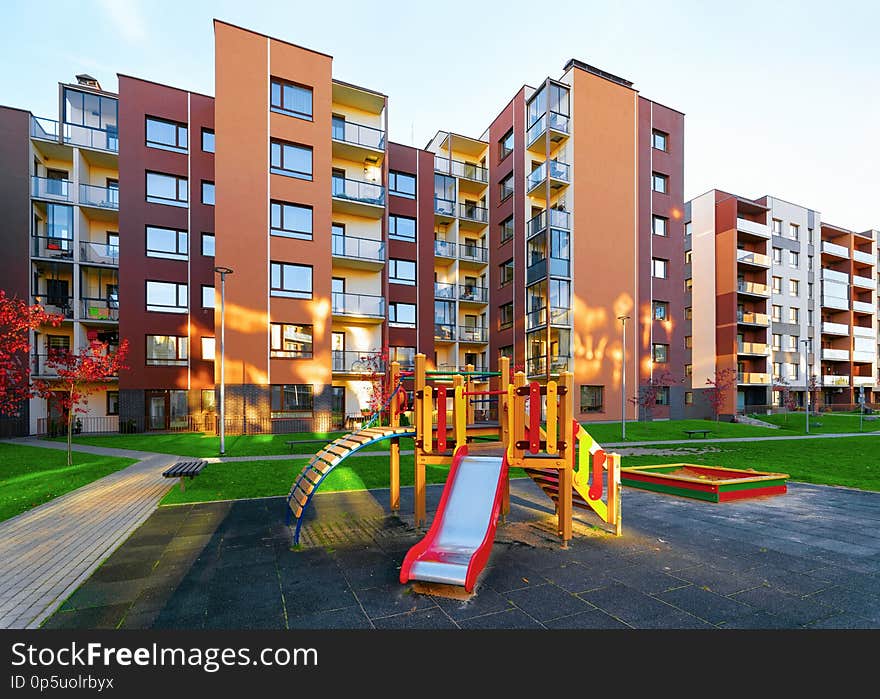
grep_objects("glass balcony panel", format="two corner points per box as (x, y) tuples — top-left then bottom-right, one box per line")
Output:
(459, 326), (488, 343)
(434, 197), (455, 216)
(332, 120), (385, 150)
(331, 234), (385, 260)
(434, 323), (455, 341)
(434, 240), (456, 258)
(331, 177), (385, 206)
(79, 183), (119, 209)
(80, 241), (119, 265)
(331, 292), (384, 317)
(459, 243), (488, 263)
(32, 176), (73, 202)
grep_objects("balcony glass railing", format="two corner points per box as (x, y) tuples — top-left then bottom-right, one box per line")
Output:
(736, 218), (769, 238)
(458, 202), (488, 223)
(737, 280), (769, 296)
(528, 209), (570, 238)
(459, 243), (488, 264)
(459, 326), (488, 343)
(32, 176), (73, 202)
(822, 321), (850, 336)
(736, 250), (770, 267)
(33, 294), (74, 318)
(434, 282), (455, 299)
(822, 295), (849, 311)
(822, 375), (850, 387)
(331, 350), (385, 373)
(331, 292), (384, 317)
(434, 240), (456, 258)
(526, 354), (571, 375)
(31, 116), (119, 152)
(80, 241), (119, 265)
(79, 183), (119, 210)
(526, 307), (546, 330)
(434, 156), (489, 184)
(434, 197), (455, 216)
(737, 311), (770, 325)
(821, 241), (849, 259)
(737, 372), (771, 384)
(550, 306), (571, 325)
(853, 325), (877, 339)
(853, 249), (874, 265)
(434, 323), (455, 342)
(33, 236), (74, 259)
(331, 177), (385, 206)
(853, 300), (874, 314)
(526, 111), (569, 146)
(853, 274), (876, 290)
(331, 120), (385, 150)
(853, 376), (875, 387)
(526, 159), (570, 190)
(458, 285), (488, 303)
(822, 267), (848, 283)
(81, 298), (119, 321)
(737, 342), (770, 355)
(32, 353), (62, 376)
(331, 234), (385, 261)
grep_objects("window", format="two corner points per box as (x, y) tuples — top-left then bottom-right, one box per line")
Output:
(790, 279), (800, 297)
(201, 128), (215, 153)
(772, 276), (782, 293)
(773, 362), (782, 378)
(808, 309), (813, 325)
(145, 116), (187, 152)
(63, 87), (117, 135)
(201, 181), (215, 205)
(790, 251), (799, 268)
(389, 259), (416, 285)
(651, 172), (668, 193)
(789, 223), (799, 240)
(389, 302), (416, 327)
(652, 215), (668, 237)
(652, 258), (668, 278)
(772, 219), (782, 235)
(652, 343), (669, 363)
(146, 226), (187, 260)
(685, 221), (692, 236)
(788, 363), (799, 380)
(808, 282), (814, 299)
(685, 364), (693, 377)
(772, 305), (782, 322)
(271, 201), (312, 239)
(270, 140), (312, 180)
(653, 301), (669, 320)
(684, 335), (692, 349)
(684, 278), (693, 292)
(685, 306), (692, 320)
(201, 286), (215, 309)
(146, 281), (187, 313)
(652, 129), (668, 151)
(685, 391), (694, 405)
(270, 79), (313, 120)
(656, 387), (670, 406)
(499, 345), (513, 359)
(788, 335), (798, 351)
(499, 128), (514, 160)
(684, 250), (692, 264)
(499, 302), (514, 330)
(146, 335), (188, 365)
(270, 323), (313, 358)
(500, 216), (514, 244)
(201, 337), (215, 361)
(388, 171), (416, 199)
(389, 346), (416, 369)
(389, 215), (416, 242)
(201, 388), (216, 412)
(580, 385), (604, 413)
(500, 259), (514, 287)
(773, 247), (782, 263)
(146, 171), (187, 207)
(772, 334), (781, 350)
(499, 173), (514, 200)
(270, 384), (313, 417)
(270, 262), (312, 299)
(789, 308), (799, 324)
(106, 391), (119, 416)
(201, 233), (215, 257)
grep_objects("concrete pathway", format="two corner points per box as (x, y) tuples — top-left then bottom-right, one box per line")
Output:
(0, 440), (175, 629)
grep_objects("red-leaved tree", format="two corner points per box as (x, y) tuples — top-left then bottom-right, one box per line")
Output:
(630, 370), (680, 421)
(0, 290), (63, 416)
(705, 367), (738, 421)
(34, 340), (129, 465)
(773, 377), (798, 422)
(359, 345), (390, 422)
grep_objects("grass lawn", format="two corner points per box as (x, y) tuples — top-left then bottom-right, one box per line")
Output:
(748, 411), (880, 436)
(582, 418), (781, 443)
(0, 444), (137, 523)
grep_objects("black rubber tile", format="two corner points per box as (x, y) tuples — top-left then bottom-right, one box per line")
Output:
(431, 588), (515, 621)
(669, 565), (767, 596)
(505, 583), (595, 622)
(457, 609), (544, 629)
(287, 605), (372, 629)
(805, 586), (880, 622)
(541, 562), (611, 593)
(805, 612), (879, 629)
(717, 611), (801, 629)
(544, 609), (631, 629)
(356, 584), (437, 620)
(41, 604), (130, 630)
(580, 583), (713, 629)
(481, 564), (549, 594)
(58, 579), (146, 611)
(609, 565), (691, 594)
(654, 585), (756, 625)
(283, 580), (358, 619)
(730, 586), (840, 625)
(89, 560), (157, 583)
(372, 608), (459, 629)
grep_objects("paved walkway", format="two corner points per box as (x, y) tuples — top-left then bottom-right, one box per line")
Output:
(0, 440), (175, 629)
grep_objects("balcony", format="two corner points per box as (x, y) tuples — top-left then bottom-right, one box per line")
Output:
(32, 353), (61, 377)
(459, 326), (488, 343)
(738, 342), (770, 356)
(853, 274), (876, 290)
(822, 348), (850, 361)
(526, 111), (570, 150)
(737, 311), (770, 326)
(331, 120), (385, 161)
(434, 155), (488, 185)
(736, 249), (770, 267)
(736, 218), (769, 238)
(434, 282), (455, 300)
(459, 285), (488, 304)
(458, 202), (489, 229)
(459, 243), (488, 266)
(853, 300), (874, 314)
(853, 376), (875, 387)
(823, 375), (850, 387)
(822, 295), (849, 311)
(31, 116), (118, 153)
(737, 280), (770, 297)
(822, 321), (850, 336)
(526, 159), (570, 193)
(32, 235), (74, 260)
(80, 241), (119, 266)
(528, 209), (571, 239)
(32, 176), (73, 203)
(526, 355), (571, 375)
(853, 351), (875, 363)
(81, 298), (119, 322)
(822, 268), (849, 283)
(434, 323), (455, 343)
(853, 326), (876, 339)
(434, 239), (456, 264)
(79, 183), (119, 211)
(737, 372), (771, 385)
(33, 294), (74, 319)
(331, 350), (385, 374)
(331, 292), (384, 321)
(331, 177), (385, 217)
(821, 241), (849, 259)
(331, 234), (385, 271)
(434, 197), (456, 219)
(853, 249), (874, 266)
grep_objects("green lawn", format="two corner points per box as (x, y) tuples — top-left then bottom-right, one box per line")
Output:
(748, 411), (880, 436)
(582, 418), (781, 443)
(0, 444), (137, 522)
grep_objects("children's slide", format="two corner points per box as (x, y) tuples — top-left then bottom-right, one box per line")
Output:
(399, 446), (508, 592)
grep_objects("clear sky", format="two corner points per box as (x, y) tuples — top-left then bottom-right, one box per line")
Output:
(1, 0), (877, 229)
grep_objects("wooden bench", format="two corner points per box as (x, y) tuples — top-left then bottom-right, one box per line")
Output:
(684, 429), (711, 439)
(162, 460), (207, 491)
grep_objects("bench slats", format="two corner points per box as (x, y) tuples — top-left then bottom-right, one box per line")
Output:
(163, 460), (208, 478)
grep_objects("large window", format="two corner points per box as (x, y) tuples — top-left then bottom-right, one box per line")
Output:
(270, 79), (313, 120)
(389, 215), (416, 242)
(499, 302), (514, 330)
(146, 335), (188, 365)
(499, 173), (514, 200)
(653, 301), (669, 320)
(389, 259), (416, 285)
(270, 262), (312, 299)
(389, 171), (416, 199)
(652, 215), (668, 237)
(500, 216), (514, 244)
(790, 279), (800, 296)
(201, 388), (216, 412)
(63, 88), (117, 135)
(201, 129), (215, 153)
(145, 116), (187, 152)
(651, 129), (668, 151)
(146, 172), (187, 207)
(580, 385), (604, 413)
(651, 172), (668, 194)
(201, 181), (215, 205)
(146, 281), (187, 313)
(270, 323), (314, 358)
(499, 128), (514, 160)
(201, 286), (215, 309)
(201, 337), (215, 361)
(500, 259), (514, 286)
(201, 233), (215, 257)
(270, 384), (313, 417)
(389, 302), (416, 327)
(389, 346), (416, 369)
(652, 343), (669, 363)
(656, 387), (670, 405)
(146, 226), (187, 260)
(271, 201), (312, 239)
(652, 258), (668, 278)
(270, 140), (312, 180)
(106, 391), (119, 416)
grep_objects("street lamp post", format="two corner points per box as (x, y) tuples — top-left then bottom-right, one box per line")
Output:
(214, 266), (234, 455)
(618, 315), (630, 440)
(800, 338), (810, 435)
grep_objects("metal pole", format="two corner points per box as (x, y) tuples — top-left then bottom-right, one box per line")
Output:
(618, 315), (630, 440)
(801, 339), (809, 435)
(214, 267), (234, 455)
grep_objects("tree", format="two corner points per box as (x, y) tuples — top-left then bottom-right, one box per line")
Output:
(630, 370), (679, 421)
(357, 345), (390, 422)
(0, 290), (63, 416)
(705, 367), (737, 421)
(807, 374), (820, 413)
(773, 376), (798, 422)
(34, 340), (129, 465)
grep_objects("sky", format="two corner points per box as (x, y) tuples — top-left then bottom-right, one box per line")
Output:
(1, 0), (877, 229)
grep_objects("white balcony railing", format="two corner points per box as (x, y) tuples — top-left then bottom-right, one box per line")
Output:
(853, 376), (875, 387)
(822, 241), (849, 259)
(853, 351), (875, 363)
(852, 274), (876, 290)
(822, 268), (848, 283)
(853, 249), (874, 266)
(736, 218), (770, 238)
(853, 300), (875, 314)
(823, 375), (850, 387)
(822, 321), (850, 336)
(822, 348), (850, 361)
(822, 295), (849, 311)
(853, 325), (876, 339)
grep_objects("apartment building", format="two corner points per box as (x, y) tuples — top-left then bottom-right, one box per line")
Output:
(1, 19), (687, 435)
(685, 189), (877, 416)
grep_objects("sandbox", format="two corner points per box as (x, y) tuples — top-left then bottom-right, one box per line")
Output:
(620, 463), (789, 502)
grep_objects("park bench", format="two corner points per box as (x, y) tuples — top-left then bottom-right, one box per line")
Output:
(162, 460), (207, 491)
(684, 429), (711, 439)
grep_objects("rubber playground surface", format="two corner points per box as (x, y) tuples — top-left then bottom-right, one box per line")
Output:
(44, 479), (880, 629)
